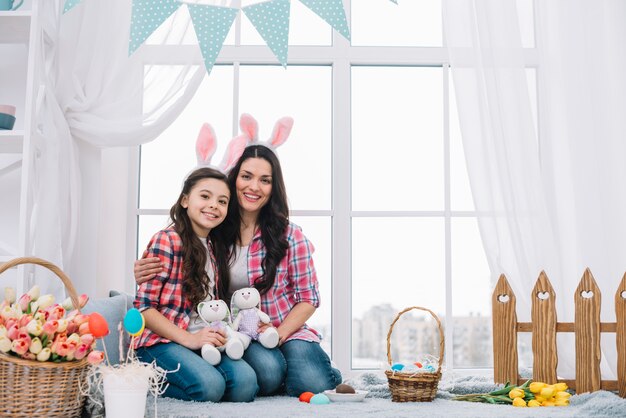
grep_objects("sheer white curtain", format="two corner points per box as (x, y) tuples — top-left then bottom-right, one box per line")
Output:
(444, 0), (626, 379)
(31, 0), (204, 297)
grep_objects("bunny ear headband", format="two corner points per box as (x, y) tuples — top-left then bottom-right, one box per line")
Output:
(194, 120), (249, 174)
(238, 113), (294, 153)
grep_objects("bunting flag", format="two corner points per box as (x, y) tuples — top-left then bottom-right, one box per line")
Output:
(299, 0), (350, 41)
(63, 0), (83, 13)
(390, 0), (398, 4)
(187, 4), (238, 75)
(128, 0), (183, 56)
(242, 0), (291, 67)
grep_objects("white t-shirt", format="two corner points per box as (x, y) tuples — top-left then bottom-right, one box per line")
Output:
(187, 237), (216, 333)
(228, 245), (249, 293)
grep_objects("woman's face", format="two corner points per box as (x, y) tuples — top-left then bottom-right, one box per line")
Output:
(181, 178), (230, 237)
(235, 157), (273, 217)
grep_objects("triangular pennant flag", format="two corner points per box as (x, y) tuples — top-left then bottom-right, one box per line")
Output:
(242, 0), (291, 67)
(299, 0), (350, 41)
(390, 0), (398, 4)
(187, 4), (238, 75)
(128, 0), (183, 56)
(63, 0), (83, 13)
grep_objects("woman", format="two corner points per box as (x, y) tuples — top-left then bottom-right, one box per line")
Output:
(134, 167), (258, 402)
(136, 132), (342, 396)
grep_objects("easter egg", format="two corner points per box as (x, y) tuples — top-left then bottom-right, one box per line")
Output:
(391, 363), (404, 371)
(88, 312), (109, 338)
(414, 362), (423, 368)
(299, 392), (314, 403)
(336, 383), (356, 394)
(123, 308), (145, 336)
(309, 394), (330, 405)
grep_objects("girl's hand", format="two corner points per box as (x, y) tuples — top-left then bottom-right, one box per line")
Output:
(184, 328), (227, 350)
(134, 257), (163, 284)
(258, 322), (287, 346)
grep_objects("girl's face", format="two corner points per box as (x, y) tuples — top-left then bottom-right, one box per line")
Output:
(182, 178), (230, 237)
(235, 157), (273, 217)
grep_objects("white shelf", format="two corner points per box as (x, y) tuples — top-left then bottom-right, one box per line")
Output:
(0, 130), (24, 153)
(0, 11), (32, 44)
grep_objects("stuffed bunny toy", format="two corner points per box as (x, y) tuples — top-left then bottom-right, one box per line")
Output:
(197, 300), (245, 365)
(231, 287), (279, 349)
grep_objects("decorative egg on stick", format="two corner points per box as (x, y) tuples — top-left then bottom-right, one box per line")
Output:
(88, 312), (111, 365)
(123, 308), (145, 364)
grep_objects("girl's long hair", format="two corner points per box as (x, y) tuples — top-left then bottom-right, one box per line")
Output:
(170, 167), (232, 308)
(218, 145), (289, 301)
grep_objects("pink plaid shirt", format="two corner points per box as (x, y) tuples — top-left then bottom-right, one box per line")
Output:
(245, 222), (321, 343)
(134, 228), (218, 348)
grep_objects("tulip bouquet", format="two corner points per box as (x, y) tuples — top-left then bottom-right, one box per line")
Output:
(452, 379), (572, 407)
(0, 285), (105, 365)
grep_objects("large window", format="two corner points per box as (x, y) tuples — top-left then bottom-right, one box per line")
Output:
(135, 0), (535, 374)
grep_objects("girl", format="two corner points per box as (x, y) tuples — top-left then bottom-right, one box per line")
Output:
(134, 167), (258, 402)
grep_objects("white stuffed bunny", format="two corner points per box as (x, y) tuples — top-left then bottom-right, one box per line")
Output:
(197, 300), (245, 365)
(231, 288), (279, 349)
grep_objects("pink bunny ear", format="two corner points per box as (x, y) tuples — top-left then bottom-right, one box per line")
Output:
(239, 113), (259, 141)
(219, 135), (249, 173)
(269, 117), (293, 148)
(196, 123), (217, 166)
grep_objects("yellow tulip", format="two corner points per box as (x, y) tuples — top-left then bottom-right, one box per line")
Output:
(512, 398), (527, 407)
(555, 399), (569, 407)
(542, 400), (556, 407)
(508, 388), (525, 399)
(527, 400), (541, 407)
(553, 382), (568, 392)
(555, 391), (571, 400)
(533, 396), (545, 403)
(529, 382), (547, 393)
(540, 386), (555, 399)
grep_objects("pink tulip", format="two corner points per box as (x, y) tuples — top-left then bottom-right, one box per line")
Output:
(37, 347), (51, 362)
(7, 323), (19, 340)
(65, 341), (78, 360)
(4, 318), (16, 329)
(66, 309), (79, 319)
(74, 342), (90, 360)
(43, 320), (59, 337)
(11, 338), (30, 355)
(16, 329), (31, 346)
(18, 314), (33, 328)
(78, 322), (91, 336)
(72, 314), (90, 326)
(46, 305), (66, 321)
(78, 294), (89, 308)
(80, 334), (95, 346)
(18, 294), (31, 312)
(21, 352), (36, 361)
(52, 341), (70, 357)
(29, 337), (43, 354)
(87, 350), (105, 365)
(0, 336), (11, 353)
(53, 332), (67, 344)
(66, 321), (78, 335)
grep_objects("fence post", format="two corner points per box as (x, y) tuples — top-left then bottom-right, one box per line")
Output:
(575, 268), (601, 393)
(617, 273), (626, 398)
(532, 271), (558, 384)
(492, 274), (518, 384)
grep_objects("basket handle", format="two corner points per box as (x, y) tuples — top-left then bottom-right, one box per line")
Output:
(0, 257), (81, 312)
(386, 306), (445, 373)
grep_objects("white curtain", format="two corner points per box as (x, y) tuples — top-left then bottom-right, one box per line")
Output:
(444, 0), (626, 379)
(30, 0), (204, 298)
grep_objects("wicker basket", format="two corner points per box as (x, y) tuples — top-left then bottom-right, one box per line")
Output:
(384, 306), (445, 402)
(0, 257), (90, 418)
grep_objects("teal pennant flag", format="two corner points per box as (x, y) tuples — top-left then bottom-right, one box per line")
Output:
(299, 0), (350, 41)
(390, 0), (398, 4)
(187, 4), (238, 75)
(128, 0), (183, 56)
(242, 0), (291, 67)
(63, 0), (83, 13)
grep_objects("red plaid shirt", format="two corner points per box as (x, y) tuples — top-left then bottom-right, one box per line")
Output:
(245, 222), (321, 343)
(134, 228), (217, 348)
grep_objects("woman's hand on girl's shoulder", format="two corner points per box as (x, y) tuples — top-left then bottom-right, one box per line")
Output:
(134, 257), (164, 284)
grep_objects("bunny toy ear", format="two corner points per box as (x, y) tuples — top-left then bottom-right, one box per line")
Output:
(196, 123), (217, 166)
(268, 117), (294, 149)
(219, 135), (249, 173)
(239, 113), (259, 141)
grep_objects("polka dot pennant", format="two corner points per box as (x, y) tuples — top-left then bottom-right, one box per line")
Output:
(390, 0), (398, 4)
(63, 0), (83, 14)
(242, 0), (291, 67)
(299, 0), (351, 41)
(187, 4), (238, 75)
(128, 0), (182, 56)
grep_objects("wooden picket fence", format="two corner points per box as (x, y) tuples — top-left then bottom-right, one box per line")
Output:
(492, 269), (626, 397)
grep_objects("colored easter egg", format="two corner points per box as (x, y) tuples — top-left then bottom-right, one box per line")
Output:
(336, 383), (356, 394)
(414, 362), (423, 368)
(123, 308), (145, 336)
(88, 312), (109, 338)
(425, 365), (435, 372)
(309, 394), (330, 405)
(391, 363), (404, 371)
(299, 392), (314, 403)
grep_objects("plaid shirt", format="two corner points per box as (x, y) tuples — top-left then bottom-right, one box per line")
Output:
(245, 222), (321, 343)
(134, 228), (217, 348)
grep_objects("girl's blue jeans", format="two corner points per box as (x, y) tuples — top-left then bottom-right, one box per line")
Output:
(136, 342), (258, 402)
(243, 340), (342, 397)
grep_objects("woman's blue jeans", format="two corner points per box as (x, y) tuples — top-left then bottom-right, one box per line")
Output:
(280, 340), (342, 396)
(137, 342), (258, 402)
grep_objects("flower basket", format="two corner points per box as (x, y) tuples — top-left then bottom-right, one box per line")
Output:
(0, 257), (90, 418)
(384, 306), (445, 402)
